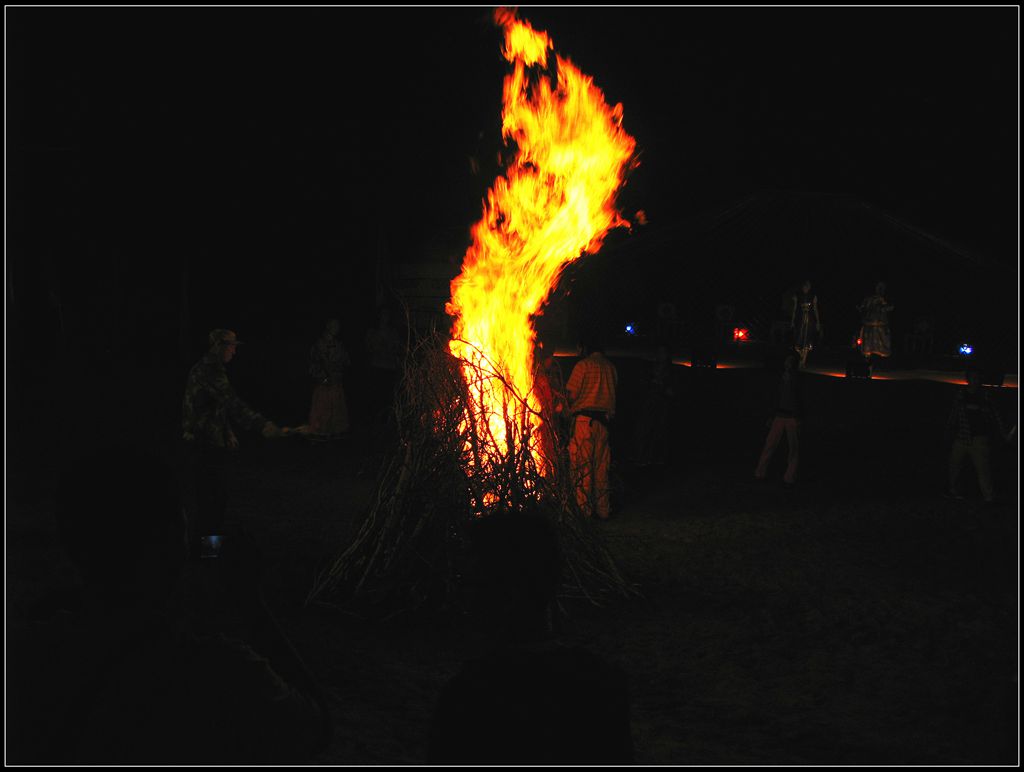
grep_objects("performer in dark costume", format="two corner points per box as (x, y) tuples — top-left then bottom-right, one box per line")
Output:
(791, 280), (821, 369)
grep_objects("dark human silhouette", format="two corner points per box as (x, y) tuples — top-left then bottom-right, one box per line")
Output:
(307, 318), (352, 441)
(771, 287), (797, 346)
(6, 446), (332, 765)
(791, 279), (822, 369)
(946, 370), (1011, 503)
(755, 353), (803, 485)
(533, 341), (568, 477)
(364, 305), (403, 427)
(656, 298), (682, 346)
(356, 306), (405, 477)
(904, 315), (935, 356)
(631, 344), (676, 467)
(428, 509), (634, 764)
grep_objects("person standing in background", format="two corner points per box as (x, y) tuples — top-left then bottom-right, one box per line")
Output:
(631, 344), (675, 467)
(364, 306), (403, 427)
(946, 369), (1011, 504)
(791, 280), (821, 369)
(755, 353), (802, 486)
(307, 319), (351, 441)
(533, 341), (567, 478)
(858, 282), (894, 370)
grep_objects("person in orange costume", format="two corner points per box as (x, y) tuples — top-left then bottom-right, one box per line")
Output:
(566, 335), (618, 519)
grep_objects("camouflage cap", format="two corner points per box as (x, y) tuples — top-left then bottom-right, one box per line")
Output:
(208, 329), (244, 348)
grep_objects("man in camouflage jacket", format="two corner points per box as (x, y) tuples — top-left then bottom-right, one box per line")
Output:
(182, 329), (286, 552)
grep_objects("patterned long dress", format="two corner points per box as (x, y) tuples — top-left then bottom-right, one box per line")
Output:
(858, 294), (894, 358)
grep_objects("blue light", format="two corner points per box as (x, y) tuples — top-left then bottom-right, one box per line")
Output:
(959, 344), (973, 356)
(625, 323), (636, 335)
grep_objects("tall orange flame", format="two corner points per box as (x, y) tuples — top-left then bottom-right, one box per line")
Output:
(446, 9), (637, 487)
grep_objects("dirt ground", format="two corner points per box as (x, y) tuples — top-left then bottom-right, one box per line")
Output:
(6, 357), (1019, 764)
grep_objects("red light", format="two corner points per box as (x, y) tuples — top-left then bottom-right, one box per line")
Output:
(733, 327), (749, 342)
(856, 337), (863, 346)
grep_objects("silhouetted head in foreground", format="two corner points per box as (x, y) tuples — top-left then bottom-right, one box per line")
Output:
(55, 446), (186, 610)
(466, 507), (562, 640)
(432, 508), (634, 764)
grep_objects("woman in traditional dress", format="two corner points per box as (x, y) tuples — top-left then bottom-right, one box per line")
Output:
(307, 319), (351, 440)
(858, 282), (895, 368)
(791, 280), (821, 369)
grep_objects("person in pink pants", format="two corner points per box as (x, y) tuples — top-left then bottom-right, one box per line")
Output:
(755, 354), (802, 485)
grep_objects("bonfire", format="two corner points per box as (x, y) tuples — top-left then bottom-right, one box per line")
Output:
(309, 9), (639, 610)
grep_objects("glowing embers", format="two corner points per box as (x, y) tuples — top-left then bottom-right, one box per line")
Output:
(446, 9), (637, 497)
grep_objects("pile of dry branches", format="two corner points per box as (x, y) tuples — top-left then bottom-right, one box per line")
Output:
(306, 331), (635, 612)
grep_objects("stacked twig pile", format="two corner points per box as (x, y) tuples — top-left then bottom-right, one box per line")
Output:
(306, 331), (635, 611)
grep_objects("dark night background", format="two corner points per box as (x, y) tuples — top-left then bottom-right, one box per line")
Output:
(7, 8), (1018, 363)
(6, 6), (1020, 765)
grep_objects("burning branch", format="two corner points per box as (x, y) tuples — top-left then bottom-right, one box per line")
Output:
(307, 332), (635, 610)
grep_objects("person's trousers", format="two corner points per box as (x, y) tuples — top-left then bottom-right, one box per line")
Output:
(182, 442), (230, 544)
(950, 436), (994, 501)
(569, 415), (611, 518)
(755, 416), (799, 483)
